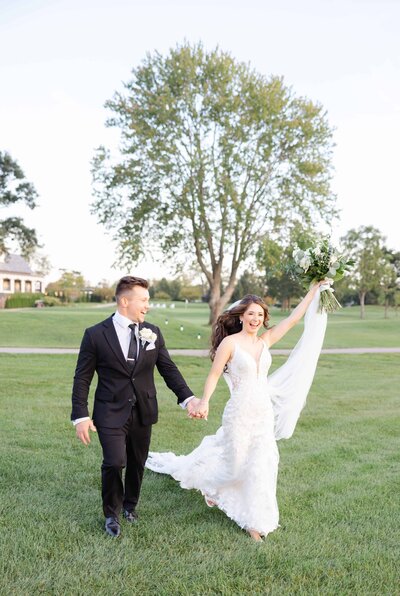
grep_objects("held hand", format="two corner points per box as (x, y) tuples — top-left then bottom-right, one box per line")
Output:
(310, 279), (328, 294)
(190, 398), (209, 421)
(186, 397), (203, 419)
(75, 419), (97, 445)
(320, 277), (333, 286)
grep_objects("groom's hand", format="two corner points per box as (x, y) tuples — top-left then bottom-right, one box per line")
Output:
(187, 397), (208, 420)
(75, 419), (97, 445)
(187, 397), (205, 419)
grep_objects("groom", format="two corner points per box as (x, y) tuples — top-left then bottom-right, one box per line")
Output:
(71, 275), (201, 537)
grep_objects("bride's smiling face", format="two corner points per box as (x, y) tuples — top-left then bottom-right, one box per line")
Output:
(240, 303), (265, 334)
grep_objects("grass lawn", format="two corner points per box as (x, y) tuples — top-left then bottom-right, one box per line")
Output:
(0, 353), (399, 594)
(0, 302), (399, 349)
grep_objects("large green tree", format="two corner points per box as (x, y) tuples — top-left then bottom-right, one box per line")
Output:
(256, 225), (318, 309)
(231, 270), (266, 303)
(92, 43), (336, 323)
(340, 226), (389, 319)
(380, 248), (400, 317)
(0, 151), (39, 257)
(256, 237), (303, 310)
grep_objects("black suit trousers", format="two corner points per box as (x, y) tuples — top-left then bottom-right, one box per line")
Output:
(97, 405), (152, 518)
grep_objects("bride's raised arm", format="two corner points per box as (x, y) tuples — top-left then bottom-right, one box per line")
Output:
(261, 282), (322, 348)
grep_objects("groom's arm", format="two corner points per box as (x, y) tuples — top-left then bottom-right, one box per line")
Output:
(71, 329), (97, 420)
(154, 327), (205, 418)
(155, 328), (194, 403)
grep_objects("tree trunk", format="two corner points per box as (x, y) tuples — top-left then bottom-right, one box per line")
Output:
(384, 297), (389, 319)
(359, 291), (366, 319)
(281, 297), (290, 312)
(208, 297), (222, 326)
(208, 278), (236, 325)
(208, 272), (222, 325)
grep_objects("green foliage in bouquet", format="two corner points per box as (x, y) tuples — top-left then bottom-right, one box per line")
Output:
(291, 237), (354, 312)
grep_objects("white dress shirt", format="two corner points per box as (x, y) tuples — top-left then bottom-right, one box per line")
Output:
(113, 310), (139, 360)
(73, 312), (193, 425)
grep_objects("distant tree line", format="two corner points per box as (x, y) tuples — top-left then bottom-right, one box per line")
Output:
(46, 271), (116, 304)
(44, 273), (205, 304)
(150, 276), (204, 302)
(255, 225), (400, 319)
(43, 225), (399, 320)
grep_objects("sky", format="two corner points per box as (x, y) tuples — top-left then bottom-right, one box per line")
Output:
(1, 0), (399, 286)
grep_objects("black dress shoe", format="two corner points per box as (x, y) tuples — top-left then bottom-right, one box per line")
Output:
(123, 509), (138, 523)
(105, 516), (121, 537)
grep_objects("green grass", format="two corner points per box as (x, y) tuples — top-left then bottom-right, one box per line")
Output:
(0, 302), (399, 349)
(0, 353), (399, 594)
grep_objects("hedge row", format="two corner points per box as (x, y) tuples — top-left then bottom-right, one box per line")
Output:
(5, 293), (44, 308)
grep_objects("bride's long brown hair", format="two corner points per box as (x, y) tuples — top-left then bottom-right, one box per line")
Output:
(210, 294), (270, 360)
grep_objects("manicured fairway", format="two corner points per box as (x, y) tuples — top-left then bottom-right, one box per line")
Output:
(0, 353), (399, 594)
(0, 302), (399, 349)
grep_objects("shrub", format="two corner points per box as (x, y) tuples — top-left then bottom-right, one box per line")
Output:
(5, 293), (44, 308)
(42, 296), (62, 307)
(154, 291), (171, 300)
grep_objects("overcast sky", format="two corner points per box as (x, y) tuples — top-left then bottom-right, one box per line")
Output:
(1, 0), (399, 285)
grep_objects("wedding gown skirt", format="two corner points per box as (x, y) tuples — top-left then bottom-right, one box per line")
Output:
(146, 290), (327, 536)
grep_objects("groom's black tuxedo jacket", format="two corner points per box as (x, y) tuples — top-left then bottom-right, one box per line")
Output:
(71, 317), (193, 428)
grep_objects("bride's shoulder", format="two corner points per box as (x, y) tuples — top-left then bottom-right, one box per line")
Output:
(218, 335), (235, 349)
(221, 334), (240, 347)
(217, 335), (237, 356)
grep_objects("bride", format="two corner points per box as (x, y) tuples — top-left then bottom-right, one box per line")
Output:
(146, 282), (327, 542)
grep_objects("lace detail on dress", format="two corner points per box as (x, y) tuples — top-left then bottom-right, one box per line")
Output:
(224, 341), (271, 391)
(147, 339), (279, 536)
(146, 290), (327, 536)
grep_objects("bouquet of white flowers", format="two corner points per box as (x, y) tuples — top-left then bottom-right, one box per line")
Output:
(292, 238), (354, 313)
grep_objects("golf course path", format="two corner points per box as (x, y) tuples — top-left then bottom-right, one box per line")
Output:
(1, 347), (399, 355)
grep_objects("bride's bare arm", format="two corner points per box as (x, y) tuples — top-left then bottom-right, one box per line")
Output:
(261, 283), (321, 348)
(191, 337), (233, 418)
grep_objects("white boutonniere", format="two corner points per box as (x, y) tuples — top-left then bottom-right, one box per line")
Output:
(139, 327), (157, 347)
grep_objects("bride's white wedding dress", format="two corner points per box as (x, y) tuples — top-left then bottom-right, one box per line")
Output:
(146, 290), (327, 536)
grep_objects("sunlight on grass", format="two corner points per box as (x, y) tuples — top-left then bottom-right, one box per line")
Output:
(0, 353), (399, 593)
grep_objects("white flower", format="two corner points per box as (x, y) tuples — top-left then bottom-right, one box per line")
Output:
(299, 256), (311, 271)
(293, 248), (304, 262)
(139, 327), (157, 344)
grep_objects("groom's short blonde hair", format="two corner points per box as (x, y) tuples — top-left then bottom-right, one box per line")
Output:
(115, 276), (149, 302)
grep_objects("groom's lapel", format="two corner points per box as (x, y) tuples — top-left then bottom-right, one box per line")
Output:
(102, 316), (131, 373)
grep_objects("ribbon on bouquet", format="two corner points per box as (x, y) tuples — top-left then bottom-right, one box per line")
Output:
(317, 279), (341, 313)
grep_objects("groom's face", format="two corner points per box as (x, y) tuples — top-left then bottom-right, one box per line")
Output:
(121, 285), (150, 323)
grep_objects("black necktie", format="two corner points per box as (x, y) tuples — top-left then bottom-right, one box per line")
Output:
(127, 323), (138, 366)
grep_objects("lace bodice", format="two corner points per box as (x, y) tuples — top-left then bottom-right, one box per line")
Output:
(146, 289), (327, 536)
(224, 340), (272, 393)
